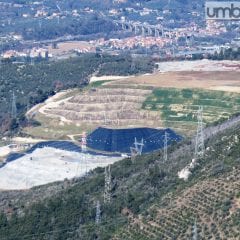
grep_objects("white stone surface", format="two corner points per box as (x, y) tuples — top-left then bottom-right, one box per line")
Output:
(178, 158), (197, 181)
(157, 60), (240, 72)
(0, 147), (122, 190)
(0, 146), (12, 157)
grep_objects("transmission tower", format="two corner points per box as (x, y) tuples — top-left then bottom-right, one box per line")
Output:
(130, 146), (138, 163)
(85, 156), (89, 176)
(194, 106), (205, 158)
(11, 92), (17, 119)
(134, 138), (144, 155)
(164, 131), (169, 162)
(81, 132), (87, 152)
(130, 138), (144, 163)
(95, 200), (101, 225)
(193, 219), (198, 240)
(104, 165), (111, 204)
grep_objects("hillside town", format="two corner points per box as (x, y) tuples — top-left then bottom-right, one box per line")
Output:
(0, 0), (239, 60)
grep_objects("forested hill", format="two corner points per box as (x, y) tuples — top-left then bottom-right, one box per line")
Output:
(0, 54), (155, 135)
(0, 0), (204, 43)
(0, 117), (240, 239)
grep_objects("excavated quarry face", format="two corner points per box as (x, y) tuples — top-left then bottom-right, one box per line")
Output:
(40, 87), (162, 129)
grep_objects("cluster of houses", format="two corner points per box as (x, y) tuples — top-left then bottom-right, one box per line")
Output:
(2, 48), (49, 60)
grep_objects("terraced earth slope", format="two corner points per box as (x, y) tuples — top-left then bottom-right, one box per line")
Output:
(25, 85), (163, 139)
(26, 82), (240, 139)
(1, 116), (240, 239)
(43, 87), (160, 127)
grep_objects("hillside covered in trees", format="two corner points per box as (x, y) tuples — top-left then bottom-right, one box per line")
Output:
(0, 116), (239, 239)
(0, 54), (155, 135)
(0, 0), (204, 42)
(209, 47), (240, 61)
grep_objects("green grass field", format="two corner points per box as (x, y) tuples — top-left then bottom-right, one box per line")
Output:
(142, 88), (240, 133)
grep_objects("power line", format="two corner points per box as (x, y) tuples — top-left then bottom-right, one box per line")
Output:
(81, 132), (87, 152)
(194, 106), (205, 158)
(104, 165), (111, 204)
(95, 200), (101, 225)
(193, 219), (198, 240)
(164, 131), (170, 162)
(11, 91), (17, 119)
(130, 137), (144, 162)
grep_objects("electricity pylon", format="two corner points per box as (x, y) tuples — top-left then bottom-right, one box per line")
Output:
(130, 138), (144, 163)
(134, 138), (144, 155)
(11, 92), (17, 119)
(164, 131), (169, 162)
(95, 200), (101, 225)
(194, 106), (205, 158)
(104, 165), (111, 204)
(81, 132), (87, 152)
(193, 219), (198, 240)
